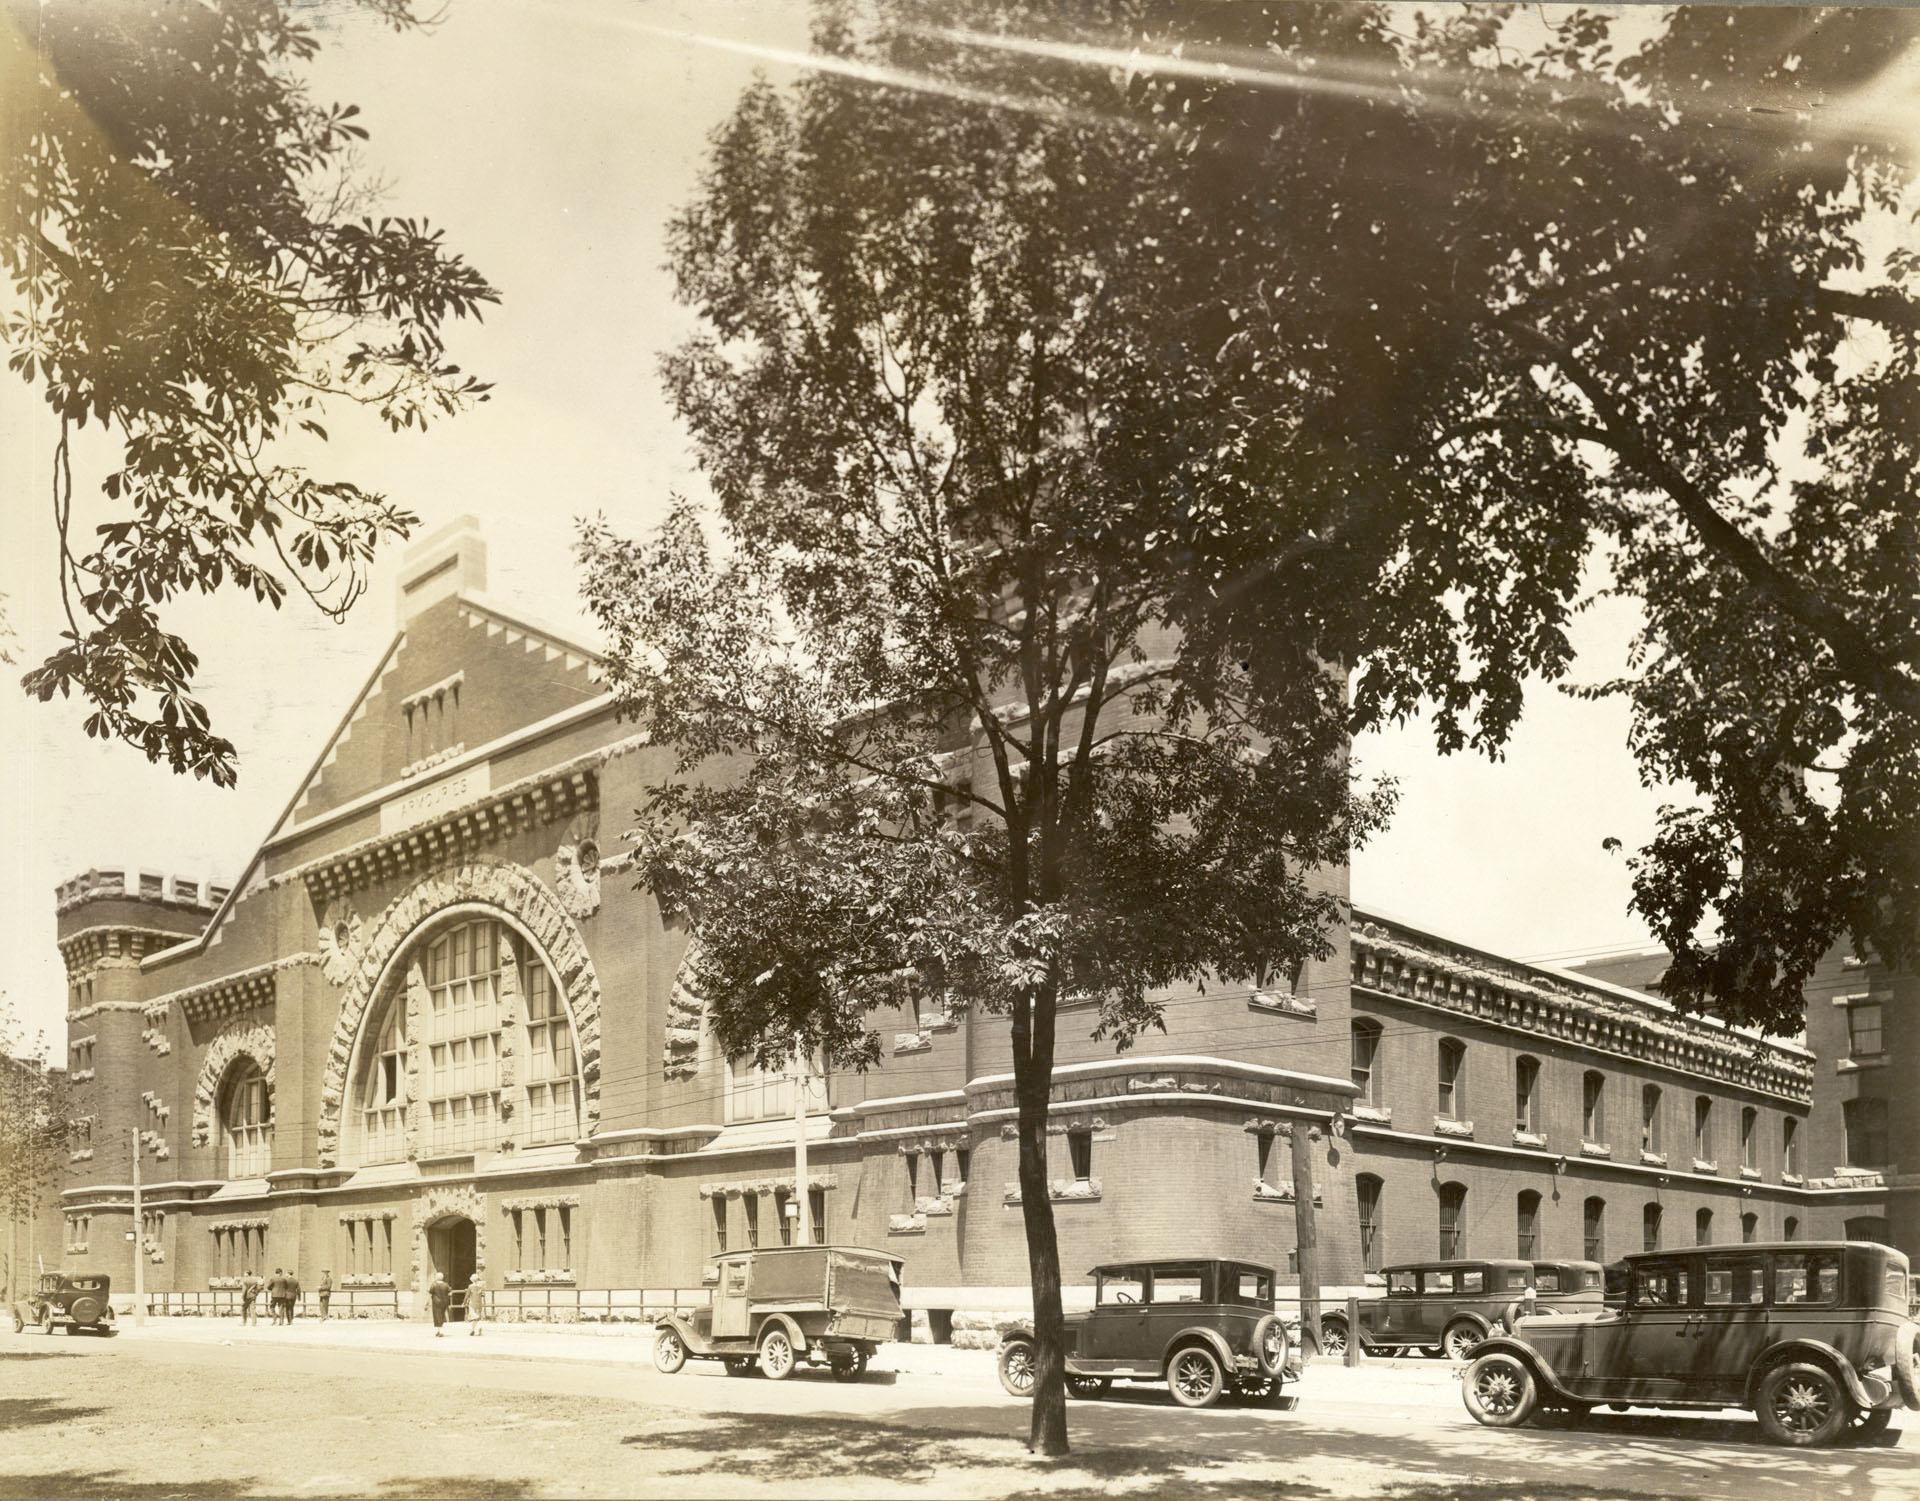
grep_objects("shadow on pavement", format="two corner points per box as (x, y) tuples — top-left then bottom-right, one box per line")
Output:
(0, 1471), (257, 1499)
(0, 1397), (105, 1431)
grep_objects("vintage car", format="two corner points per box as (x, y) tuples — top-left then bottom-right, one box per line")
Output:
(653, 1245), (904, 1381)
(996, 1258), (1299, 1409)
(1462, 1240), (1920, 1446)
(1320, 1259), (1604, 1361)
(13, 1273), (117, 1336)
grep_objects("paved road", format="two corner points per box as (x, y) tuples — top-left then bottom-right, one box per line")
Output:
(1, 1321), (1914, 1499)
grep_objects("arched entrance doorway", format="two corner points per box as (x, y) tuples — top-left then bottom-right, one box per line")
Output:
(428, 1216), (478, 1320)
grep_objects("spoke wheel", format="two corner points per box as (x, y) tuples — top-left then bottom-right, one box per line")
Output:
(831, 1350), (870, 1383)
(1463, 1352), (1539, 1428)
(1167, 1345), (1225, 1409)
(1444, 1323), (1483, 1363)
(758, 1327), (796, 1381)
(998, 1337), (1037, 1398)
(723, 1357), (757, 1378)
(652, 1328), (688, 1375)
(1066, 1374), (1111, 1400)
(1847, 1406), (1893, 1443)
(1318, 1319), (1348, 1357)
(1756, 1362), (1848, 1448)
(41, 1308), (55, 1336)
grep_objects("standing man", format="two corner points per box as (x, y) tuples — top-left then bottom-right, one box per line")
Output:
(428, 1271), (451, 1337)
(268, 1267), (288, 1325)
(317, 1269), (332, 1323)
(288, 1269), (303, 1323)
(240, 1268), (262, 1327)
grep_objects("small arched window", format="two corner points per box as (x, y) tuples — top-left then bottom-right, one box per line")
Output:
(1356, 1173), (1384, 1273)
(222, 1060), (272, 1178)
(1642, 1202), (1663, 1252)
(1583, 1196), (1606, 1261)
(1695, 1207), (1714, 1246)
(1516, 1190), (1542, 1258)
(1350, 1019), (1382, 1107)
(1439, 1182), (1468, 1259)
(1783, 1215), (1800, 1242)
(1740, 1212), (1758, 1244)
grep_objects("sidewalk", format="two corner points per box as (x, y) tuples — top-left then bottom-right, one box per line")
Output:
(49, 1313), (1469, 1406)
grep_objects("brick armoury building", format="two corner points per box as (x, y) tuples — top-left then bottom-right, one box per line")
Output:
(52, 520), (1915, 1323)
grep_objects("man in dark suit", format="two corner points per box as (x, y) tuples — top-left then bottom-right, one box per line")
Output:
(428, 1272), (452, 1337)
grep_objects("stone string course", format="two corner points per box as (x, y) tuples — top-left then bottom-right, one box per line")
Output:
(314, 858), (602, 1166)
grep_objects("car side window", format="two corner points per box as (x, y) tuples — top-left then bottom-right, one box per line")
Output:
(1388, 1272), (1417, 1296)
(1098, 1270), (1145, 1305)
(1420, 1270), (1457, 1295)
(1773, 1253), (1842, 1306)
(1151, 1267), (1205, 1303)
(1631, 1263), (1690, 1307)
(1533, 1269), (1562, 1293)
(1460, 1270), (1486, 1293)
(1702, 1258), (1766, 1306)
(1229, 1269), (1273, 1304)
(1503, 1269), (1530, 1292)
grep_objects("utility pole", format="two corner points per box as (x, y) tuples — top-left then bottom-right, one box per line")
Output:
(131, 1130), (145, 1327)
(1290, 1119), (1320, 1357)
(792, 1046), (811, 1246)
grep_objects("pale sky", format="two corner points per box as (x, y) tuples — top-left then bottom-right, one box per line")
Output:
(0, 0), (1683, 1052)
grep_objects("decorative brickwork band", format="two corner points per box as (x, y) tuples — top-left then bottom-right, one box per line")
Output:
(313, 858), (602, 1166)
(191, 1020), (276, 1148)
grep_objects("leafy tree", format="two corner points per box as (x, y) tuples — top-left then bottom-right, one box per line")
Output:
(0, 996), (70, 1309)
(579, 2), (1386, 1453)
(1, 0), (497, 786)
(1054, 1), (1918, 1032)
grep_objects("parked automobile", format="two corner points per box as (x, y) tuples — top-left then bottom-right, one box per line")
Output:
(653, 1245), (904, 1381)
(1320, 1259), (1604, 1361)
(1462, 1240), (1920, 1446)
(12, 1273), (116, 1336)
(996, 1258), (1299, 1409)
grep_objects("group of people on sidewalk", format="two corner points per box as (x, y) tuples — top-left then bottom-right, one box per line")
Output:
(238, 1268), (333, 1325)
(427, 1271), (483, 1336)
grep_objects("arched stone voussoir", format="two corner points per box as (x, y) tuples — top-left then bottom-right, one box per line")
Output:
(315, 858), (604, 1167)
(192, 1021), (276, 1149)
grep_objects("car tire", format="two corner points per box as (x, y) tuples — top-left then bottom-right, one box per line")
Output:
(1895, 1328), (1920, 1411)
(1755, 1361), (1850, 1448)
(652, 1327), (688, 1374)
(1845, 1406), (1894, 1444)
(1252, 1313), (1289, 1377)
(1444, 1322), (1484, 1363)
(830, 1350), (870, 1383)
(998, 1336), (1037, 1399)
(1531, 1402), (1593, 1428)
(40, 1308), (55, 1336)
(758, 1326), (796, 1381)
(1317, 1316), (1349, 1358)
(1066, 1374), (1110, 1399)
(1463, 1351), (1540, 1428)
(1167, 1343), (1226, 1409)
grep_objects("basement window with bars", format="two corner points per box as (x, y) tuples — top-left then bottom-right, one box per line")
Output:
(510, 1205), (572, 1272)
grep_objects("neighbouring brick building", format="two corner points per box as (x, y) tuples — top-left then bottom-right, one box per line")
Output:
(51, 519), (1910, 1321)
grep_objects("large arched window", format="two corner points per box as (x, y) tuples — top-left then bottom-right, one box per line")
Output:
(353, 915), (580, 1163)
(222, 1060), (272, 1178)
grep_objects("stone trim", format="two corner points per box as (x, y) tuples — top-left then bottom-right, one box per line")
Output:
(698, 1172), (838, 1200)
(411, 1183), (486, 1296)
(1434, 1117), (1475, 1139)
(1247, 990), (1317, 1018)
(137, 955), (319, 1026)
(501, 1194), (581, 1212)
(191, 1021), (276, 1149)
(553, 810), (602, 920)
(314, 858), (603, 1166)
(1352, 920), (1812, 1103)
(661, 930), (704, 1082)
(1581, 1141), (1613, 1159)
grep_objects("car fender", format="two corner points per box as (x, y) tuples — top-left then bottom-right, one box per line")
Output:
(1445, 1310), (1496, 1338)
(754, 1311), (808, 1353)
(1465, 1335), (1583, 1405)
(1745, 1337), (1875, 1409)
(1163, 1325), (1238, 1376)
(658, 1312), (714, 1355)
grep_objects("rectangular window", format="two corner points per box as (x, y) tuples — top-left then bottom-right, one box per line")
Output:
(1068, 1129), (1093, 1183)
(1516, 1194), (1540, 1258)
(1149, 1264), (1206, 1304)
(1357, 1176), (1382, 1274)
(1631, 1262), (1690, 1307)
(711, 1197), (727, 1254)
(512, 1210), (525, 1272)
(954, 1149), (970, 1189)
(1387, 1270), (1417, 1296)
(1845, 1098), (1889, 1170)
(1256, 1131), (1275, 1186)
(1846, 1001), (1885, 1059)
(1782, 1117), (1800, 1177)
(1461, 1268), (1486, 1293)
(808, 1187), (826, 1245)
(1437, 1040), (1465, 1120)
(1098, 1268), (1146, 1304)
(1351, 1022), (1380, 1106)
(1694, 1096), (1713, 1160)
(1641, 1086), (1663, 1156)
(744, 1195), (759, 1249)
(1583, 1198), (1605, 1262)
(1419, 1269), (1458, 1295)
(905, 1152), (920, 1203)
(775, 1189), (793, 1246)
(1643, 1202), (1663, 1252)
(559, 1205), (572, 1267)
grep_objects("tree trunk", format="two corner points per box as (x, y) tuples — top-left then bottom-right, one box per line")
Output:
(1012, 988), (1069, 1456)
(1291, 1122), (1322, 1359)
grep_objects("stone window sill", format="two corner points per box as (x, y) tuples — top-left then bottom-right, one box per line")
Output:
(1692, 1158), (1719, 1174)
(1253, 1180), (1322, 1206)
(1003, 1178), (1102, 1206)
(1837, 1056), (1886, 1073)
(1351, 1104), (1391, 1125)
(893, 1030), (932, 1055)
(1248, 991), (1317, 1019)
(1580, 1141), (1612, 1159)
(1433, 1117), (1475, 1139)
(1739, 1166), (1762, 1181)
(1512, 1130), (1548, 1150)
(1781, 1172), (1804, 1186)
(1640, 1150), (1668, 1167)
(887, 1213), (927, 1235)
(70, 1070), (94, 1084)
